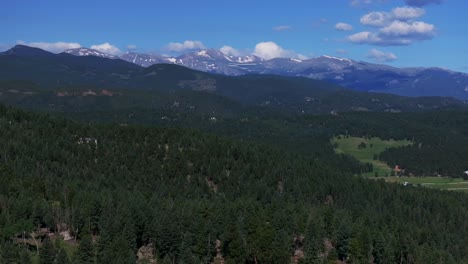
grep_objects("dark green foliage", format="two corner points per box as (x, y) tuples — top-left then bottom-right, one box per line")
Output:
(358, 142), (367, 149)
(39, 238), (56, 264)
(74, 234), (94, 264)
(0, 105), (467, 263)
(56, 247), (70, 264)
(303, 220), (323, 264)
(19, 249), (32, 264)
(161, 255), (172, 264)
(1, 242), (20, 263)
(335, 223), (351, 261)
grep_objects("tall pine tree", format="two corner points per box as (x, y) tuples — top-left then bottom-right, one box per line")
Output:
(74, 234), (94, 264)
(39, 238), (56, 264)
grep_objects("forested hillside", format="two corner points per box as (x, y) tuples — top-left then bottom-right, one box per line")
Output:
(1, 104), (468, 263)
(65, 107), (468, 178)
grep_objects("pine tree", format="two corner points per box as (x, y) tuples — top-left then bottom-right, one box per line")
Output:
(178, 235), (194, 264)
(348, 224), (370, 264)
(39, 238), (56, 264)
(74, 234), (94, 264)
(56, 247), (70, 264)
(335, 223), (350, 262)
(303, 221), (323, 264)
(19, 250), (32, 264)
(109, 235), (135, 264)
(161, 255), (172, 264)
(372, 234), (386, 264)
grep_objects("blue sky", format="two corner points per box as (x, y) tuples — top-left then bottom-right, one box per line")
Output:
(1, 0), (467, 71)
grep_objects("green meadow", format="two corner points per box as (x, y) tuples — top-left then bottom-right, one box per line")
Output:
(333, 136), (468, 192)
(333, 136), (412, 177)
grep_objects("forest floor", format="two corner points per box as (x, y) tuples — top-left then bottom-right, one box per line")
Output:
(332, 136), (468, 192)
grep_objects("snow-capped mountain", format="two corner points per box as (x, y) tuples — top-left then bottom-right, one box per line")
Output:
(63, 48), (117, 59)
(172, 49), (264, 75)
(119, 52), (175, 67)
(60, 46), (468, 100)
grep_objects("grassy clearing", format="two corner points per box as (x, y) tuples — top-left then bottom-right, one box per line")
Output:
(332, 136), (412, 177)
(377, 176), (468, 192)
(333, 136), (468, 192)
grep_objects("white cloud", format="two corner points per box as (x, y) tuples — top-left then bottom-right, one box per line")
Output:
(273, 25), (292, 31)
(126, 44), (137, 51)
(253, 41), (306, 60)
(360, 11), (392, 27)
(392, 7), (425, 20)
(90, 42), (122, 55)
(335, 22), (353, 31)
(404, 0), (443, 7)
(16, 41), (81, 53)
(367, 48), (397, 62)
(380, 20), (434, 36)
(220, 45), (241, 56)
(348, 31), (380, 43)
(166, 40), (205, 52)
(352, 6), (435, 46)
(348, 20), (435, 45)
(360, 7), (425, 27)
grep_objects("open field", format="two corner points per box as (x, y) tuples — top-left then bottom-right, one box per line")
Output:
(332, 136), (412, 177)
(333, 136), (468, 192)
(381, 176), (468, 192)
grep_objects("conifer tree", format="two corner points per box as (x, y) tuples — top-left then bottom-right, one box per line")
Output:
(56, 247), (70, 264)
(39, 238), (56, 264)
(303, 221), (323, 264)
(19, 250), (32, 264)
(74, 234), (94, 264)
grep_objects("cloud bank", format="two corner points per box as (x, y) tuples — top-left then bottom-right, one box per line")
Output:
(367, 48), (397, 62)
(253, 41), (306, 60)
(167, 40), (205, 52)
(220, 45), (242, 56)
(90, 42), (122, 55)
(360, 6), (425, 27)
(349, 6), (435, 46)
(335, 23), (353, 31)
(16, 41), (81, 53)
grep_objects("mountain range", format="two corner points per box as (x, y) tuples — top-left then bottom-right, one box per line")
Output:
(59, 46), (468, 100)
(0, 45), (465, 116)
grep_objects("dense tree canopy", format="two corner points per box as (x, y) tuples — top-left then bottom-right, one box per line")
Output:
(0, 104), (467, 263)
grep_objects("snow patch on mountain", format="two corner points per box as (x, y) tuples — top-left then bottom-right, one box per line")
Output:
(64, 48), (116, 59)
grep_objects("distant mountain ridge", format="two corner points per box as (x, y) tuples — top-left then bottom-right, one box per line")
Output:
(0, 45), (466, 116)
(64, 48), (117, 59)
(51, 45), (468, 100)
